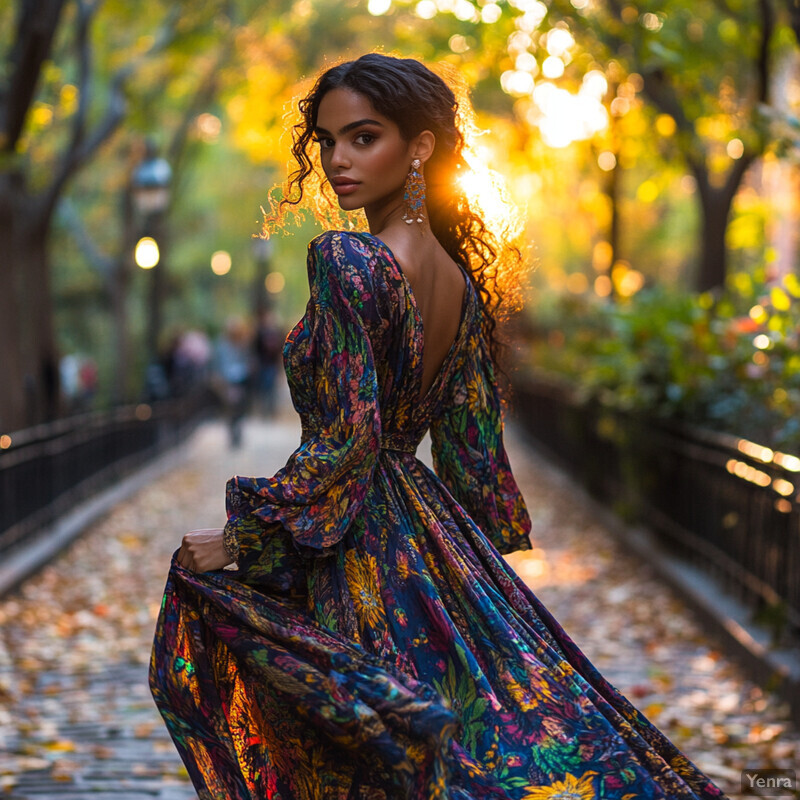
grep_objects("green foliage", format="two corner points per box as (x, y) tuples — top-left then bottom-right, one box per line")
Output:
(524, 270), (800, 452)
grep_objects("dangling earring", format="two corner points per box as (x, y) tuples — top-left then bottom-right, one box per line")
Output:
(402, 159), (426, 225)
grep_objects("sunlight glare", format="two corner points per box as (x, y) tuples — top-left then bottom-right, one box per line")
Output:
(481, 3), (502, 22)
(582, 70), (608, 99)
(454, 0), (479, 21)
(542, 56), (565, 79)
(458, 144), (524, 255)
(546, 28), (575, 57)
(515, 52), (538, 72)
(509, 0), (546, 15)
(501, 70), (535, 96)
(368, 0), (392, 14)
(508, 31), (533, 54)
(530, 82), (608, 148)
(415, 0), (437, 17)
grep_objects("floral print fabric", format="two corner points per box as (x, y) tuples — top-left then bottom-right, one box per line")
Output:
(150, 231), (728, 800)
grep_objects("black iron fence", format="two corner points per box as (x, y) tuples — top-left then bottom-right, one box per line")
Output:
(513, 376), (800, 641)
(0, 391), (214, 557)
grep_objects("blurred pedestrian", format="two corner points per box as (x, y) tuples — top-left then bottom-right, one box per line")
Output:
(213, 316), (253, 448)
(253, 308), (284, 416)
(167, 328), (212, 396)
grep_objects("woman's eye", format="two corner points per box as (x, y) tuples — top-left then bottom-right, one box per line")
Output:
(315, 137), (334, 149)
(355, 132), (375, 145)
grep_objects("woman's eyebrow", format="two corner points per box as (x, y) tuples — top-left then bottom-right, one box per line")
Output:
(314, 119), (385, 136)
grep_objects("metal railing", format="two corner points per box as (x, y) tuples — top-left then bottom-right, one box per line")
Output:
(513, 375), (800, 641)
(0, 390), (214, 557)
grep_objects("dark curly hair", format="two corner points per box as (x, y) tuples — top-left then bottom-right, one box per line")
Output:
(280, 53), (524, 366)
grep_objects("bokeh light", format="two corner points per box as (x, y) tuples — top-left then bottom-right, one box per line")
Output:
(368, 0), (392, 14)
(727, 138), (744, 159)
(415, 0), (437, 18)
(265, 271), (286, 293)
(597, 151), (616, 171)
(753, 334), (770, 350)
(481, 3), (502, 23)
(134, 237), (159, 269)
(542, 56), (565, 79)
(211, 250), (232, 275)
(196, 113), (221, 143)
(594, 275), (613, 297)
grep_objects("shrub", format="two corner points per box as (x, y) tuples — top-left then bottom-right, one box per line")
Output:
(521, 267), (800, 452)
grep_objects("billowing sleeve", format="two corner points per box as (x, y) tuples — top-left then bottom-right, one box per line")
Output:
(223, 233), (382, 567)
(429, 323), (531, 555)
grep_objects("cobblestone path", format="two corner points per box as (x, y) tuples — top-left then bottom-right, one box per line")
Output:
(0, 417), (796, 799)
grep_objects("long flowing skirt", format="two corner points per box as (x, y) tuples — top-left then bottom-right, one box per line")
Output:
(150, 455), (728, 800)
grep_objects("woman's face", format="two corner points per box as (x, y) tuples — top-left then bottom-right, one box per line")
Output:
(314, 88), (415, 218)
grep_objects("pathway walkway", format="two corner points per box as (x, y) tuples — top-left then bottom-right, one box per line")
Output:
(0, 416), (796, 799)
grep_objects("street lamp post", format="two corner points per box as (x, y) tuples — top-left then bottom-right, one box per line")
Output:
(131, 142), (172, 395)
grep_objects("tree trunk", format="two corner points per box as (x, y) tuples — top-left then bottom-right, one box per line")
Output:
(0, 174), (59, 431)
(0, 175), (26, 432)
(692, 155), (754, 293)
(605, 151), (620, 301)
(696, 187), (732, 293)
(24, 217), (60, 423)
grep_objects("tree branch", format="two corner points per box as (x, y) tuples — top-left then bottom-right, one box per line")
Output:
(165, 37), (236, 200)
(0, 0), (67, 153)
(39, 4), (181, 223)
(755, 0), (774, 106)
(56, 196), (116, 279)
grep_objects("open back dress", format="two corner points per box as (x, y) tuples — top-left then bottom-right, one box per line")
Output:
(150, 231), (728, 800)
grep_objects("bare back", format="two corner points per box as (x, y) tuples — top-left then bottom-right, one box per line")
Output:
(377, 233), (468, 403)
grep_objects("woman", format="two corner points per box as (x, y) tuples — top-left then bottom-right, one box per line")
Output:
(150, 54), (728, 800)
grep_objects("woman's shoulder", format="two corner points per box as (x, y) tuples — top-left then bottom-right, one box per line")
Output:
(306, 231), (400, 318)
(308, 230), (388, 263)
(307, 230), (395, 289)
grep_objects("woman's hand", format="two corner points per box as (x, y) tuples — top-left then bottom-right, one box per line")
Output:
(177, 528), (232, 572)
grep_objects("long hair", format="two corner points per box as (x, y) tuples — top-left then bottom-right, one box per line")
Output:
(269, 53), (526, 366)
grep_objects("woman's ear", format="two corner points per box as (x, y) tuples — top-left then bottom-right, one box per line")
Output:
(412, 130), (435, 165)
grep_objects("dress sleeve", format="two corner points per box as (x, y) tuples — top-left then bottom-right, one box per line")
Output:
(429, 322), (532, 555)
(223, 233), (382, 565)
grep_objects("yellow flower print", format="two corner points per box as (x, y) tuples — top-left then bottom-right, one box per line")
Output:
(396, 549), (410, 581)
(505, 677), (540, 712)
(345, 549), (384, 629)
(669, 754), (691, 774)
(523, 771), (597, 800)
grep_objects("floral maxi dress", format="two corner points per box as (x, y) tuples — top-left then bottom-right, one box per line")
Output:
(150, 231), (729, 800)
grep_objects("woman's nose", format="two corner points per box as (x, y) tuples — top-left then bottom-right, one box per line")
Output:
(330, 144), (350, 169)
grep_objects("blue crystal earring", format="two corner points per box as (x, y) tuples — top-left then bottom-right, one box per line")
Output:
(402, 159), (426, 225)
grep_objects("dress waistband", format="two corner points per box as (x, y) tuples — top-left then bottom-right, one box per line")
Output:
(379, 432), (418, 454)
(300, 421), (417, 455)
